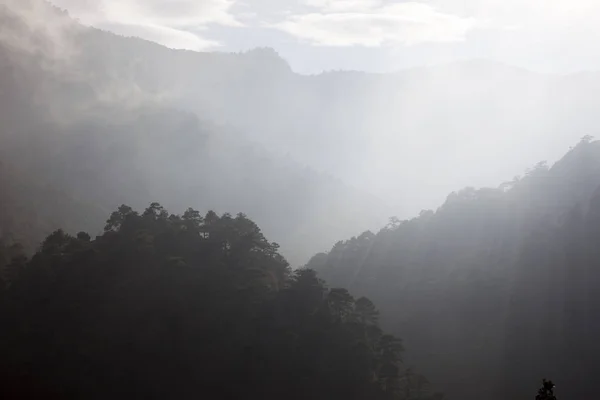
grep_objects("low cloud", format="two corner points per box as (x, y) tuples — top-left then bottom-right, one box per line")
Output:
(302, 0), (383, 12)
(273, 2), (479, 47)
(96, 22), (220, 50)
(41, 0), (600, 72)
(50, 0), (240, 50)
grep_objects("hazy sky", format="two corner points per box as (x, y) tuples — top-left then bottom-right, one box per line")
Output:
(49, 0), (600, 74)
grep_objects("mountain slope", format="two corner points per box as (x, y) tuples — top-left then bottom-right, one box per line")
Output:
(307, 139), (600, 400)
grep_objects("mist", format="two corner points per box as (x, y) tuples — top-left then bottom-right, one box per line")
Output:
(1, 0), (591, 225)
(1, 1), (600, 400)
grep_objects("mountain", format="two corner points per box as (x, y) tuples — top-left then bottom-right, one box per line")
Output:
(307, 138), (600, 400)
(0, 0), (389, 264)
(0, 157), (106, 250)
(2, 1), (600, 399)
(7, 0), (599, 218)
(4, 0), (600, 262)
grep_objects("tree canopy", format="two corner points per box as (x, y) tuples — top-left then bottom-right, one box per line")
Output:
(0, 204), (438, 400)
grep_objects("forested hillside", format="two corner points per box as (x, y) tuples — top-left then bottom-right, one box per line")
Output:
(0, 204), (440, 400)
(309, 138), (600, 400)
(3, 1), (600, 399)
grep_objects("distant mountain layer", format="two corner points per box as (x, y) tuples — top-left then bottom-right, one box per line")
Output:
(4, 0), (597, 217)
(0, 0), (389, 264)
(66, 29), (596, 213)
(308, 139), (600, 400)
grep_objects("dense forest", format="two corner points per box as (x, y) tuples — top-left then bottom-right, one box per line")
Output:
(2, 1), (600, 399)
(309, 138), (600, 399)
(0, 204), (440, 400)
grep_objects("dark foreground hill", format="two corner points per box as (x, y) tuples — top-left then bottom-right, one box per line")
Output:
(0, 204), (440, 400)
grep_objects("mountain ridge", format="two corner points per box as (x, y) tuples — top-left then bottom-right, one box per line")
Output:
(308, 138), (600, 400)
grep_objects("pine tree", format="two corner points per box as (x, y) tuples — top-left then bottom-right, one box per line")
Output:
(535, 379), (557, 400)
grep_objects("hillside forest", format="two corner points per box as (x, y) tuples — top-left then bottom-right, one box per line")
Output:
(2, 1), (600, 399)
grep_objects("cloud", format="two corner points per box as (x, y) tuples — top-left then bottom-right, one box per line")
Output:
(302, 0), (383, 12)
(0, 0), (83, 61)
(44, 0), (600, 72)
(99, 21), (220, 50)
(273, 2), (479, 47)
(49, 0), (240, 50)
(430, 0), (599, 26)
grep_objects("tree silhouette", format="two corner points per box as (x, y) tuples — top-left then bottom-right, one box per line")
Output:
(536, 379), (557, 400)
(0, 204), (437, 400)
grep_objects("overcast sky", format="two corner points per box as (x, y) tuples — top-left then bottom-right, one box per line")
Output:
(50, 0), (600, 74)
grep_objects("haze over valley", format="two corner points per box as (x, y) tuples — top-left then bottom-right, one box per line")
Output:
(1, 1), (600, 399)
